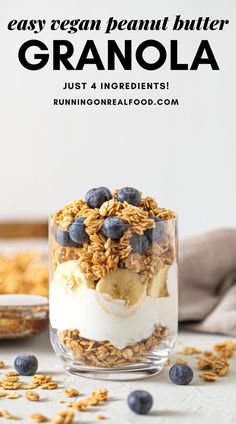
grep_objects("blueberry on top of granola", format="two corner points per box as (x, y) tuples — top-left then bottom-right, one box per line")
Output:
(85, 186), (112, 209)
(117, 187), (141, 206)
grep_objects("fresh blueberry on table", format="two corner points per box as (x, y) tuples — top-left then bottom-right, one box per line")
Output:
(54, 228), (79, 247)
(169, 364), (194, 385)
(14, 354), (38, 376)
(145, 216), (166, 242)
(102, 216), (127, 239)
(69, 217), (89, 245)
(127, 390), (153, 415)
(117, 187), (141, 206)
(85, 186), (112, 208)
(130, 233), (149, 254)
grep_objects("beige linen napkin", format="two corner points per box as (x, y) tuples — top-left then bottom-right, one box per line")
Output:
(179, 229), (236, 336)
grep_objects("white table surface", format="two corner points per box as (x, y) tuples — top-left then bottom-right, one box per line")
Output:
(0, 330), (235, 424)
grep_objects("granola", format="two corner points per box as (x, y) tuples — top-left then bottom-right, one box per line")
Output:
(59, 325), (168, 367)
(0, 409), (20, 420)
(64, 388), (79, 397)
(199, 372), (218, 382)
(51, 191), (176, 284)
(51, 410), (74, 424)
(50, 187), (177, 371)
(41, 382), (58, 390)
(179, 347), (202, 355)
(30, 413), (48, 423)
(25, 391), (40, 401)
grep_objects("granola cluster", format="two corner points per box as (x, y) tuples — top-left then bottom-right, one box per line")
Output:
(59, 325), (168, 368)
(52, 192), (176, 284)
(177, 340), (236, 382)
(0, 372), (58, 392)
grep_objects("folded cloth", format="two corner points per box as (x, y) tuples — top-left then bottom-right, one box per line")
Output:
(179, 229), (236, 336)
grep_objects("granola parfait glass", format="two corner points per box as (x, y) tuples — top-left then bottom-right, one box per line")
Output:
(49, 187), (178, 380)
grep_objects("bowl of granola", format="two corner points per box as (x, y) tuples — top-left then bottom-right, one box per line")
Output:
(49, 187), (178, 380)
(0, 244), (49, 339)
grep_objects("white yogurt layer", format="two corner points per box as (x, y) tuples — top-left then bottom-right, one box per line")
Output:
(50, 263), (178, 349)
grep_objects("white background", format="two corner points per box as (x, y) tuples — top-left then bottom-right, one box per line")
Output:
(1, 0), (235, 236)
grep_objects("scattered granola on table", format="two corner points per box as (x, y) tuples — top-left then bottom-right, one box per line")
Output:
(41, 382), (58, 390)
(51, 410), (74, 424)
(63, 388), (80, 397)
(199, 372), (218, 382)
(25, 391), (40, 401)
(178, 346), (202, 355)
(7, 393), (20, 399)
(0, 409), (20, 420)
(176, 339), (236, 383)
(30, 413), (48, 423)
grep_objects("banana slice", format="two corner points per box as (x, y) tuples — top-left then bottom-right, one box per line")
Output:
(53, 260), (87, 293)
(147, 265), (170, 299)
(96, 269), (146, 317)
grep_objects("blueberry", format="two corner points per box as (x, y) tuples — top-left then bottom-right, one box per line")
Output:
(102, 217), (127, 239)
(69, 217), (89, 245)
(169, 364), (193, 385)
(130, 233), (149, 254)
(54, 228), (79, 247)
(85, 187), (112, 209)
(14, 354), (38, 376)
(145, 216), (166, 243)
(117, 187), (141, 206)
(127, 390), (153, 415)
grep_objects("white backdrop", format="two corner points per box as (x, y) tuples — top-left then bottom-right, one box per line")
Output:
(1, 0), (235, 236)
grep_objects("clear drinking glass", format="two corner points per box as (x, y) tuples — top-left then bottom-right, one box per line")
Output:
(49, 216), (178, 380)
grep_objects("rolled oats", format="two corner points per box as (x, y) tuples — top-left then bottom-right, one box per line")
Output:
(32, 375), (52, 386)
(212, 360), (229, 377)
(175, 359), (188, 365)
(30, 413), (48, 422)
(199, 372), (218, 382)
(7, 393), (20, 399)
(213, 340), (236, 359)
(64, 388), (79, 398)
(41, 382), (58, 390)
(25, 391), (40, 401)
(92, 388), (108, 402)
(21, 384), (37, 390)
(179, 347), (202, 355)
(0, 409), (20, 420)
(4, 372), (18, 377)
(0, 392), (9, 397)
(51, 410), (74, 424)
